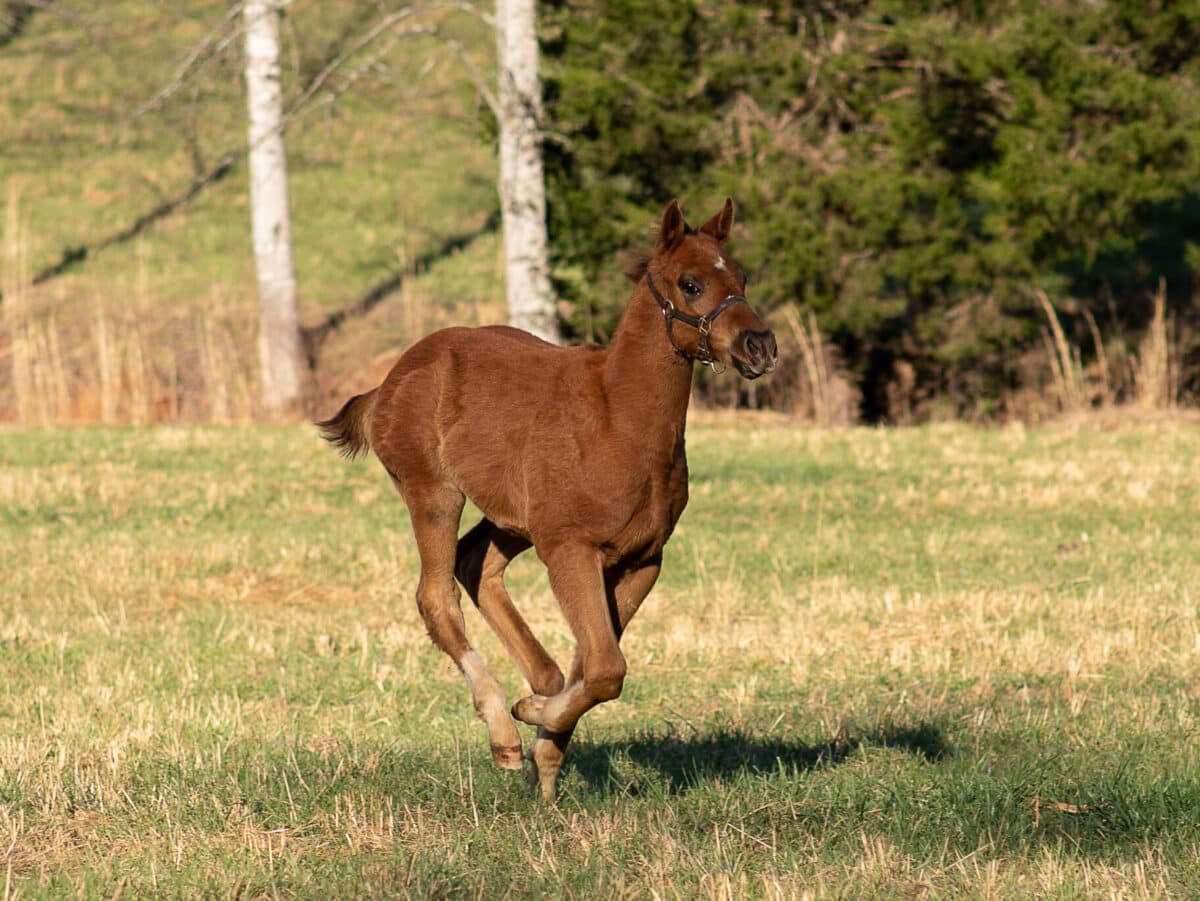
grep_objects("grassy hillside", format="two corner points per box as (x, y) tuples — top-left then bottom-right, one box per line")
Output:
(1, 417), (1198, 895)
(1, 0), (502, 419)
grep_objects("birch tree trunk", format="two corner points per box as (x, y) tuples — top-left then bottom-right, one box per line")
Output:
(243, 0), (304, 415)
(495, 0), (560, 344)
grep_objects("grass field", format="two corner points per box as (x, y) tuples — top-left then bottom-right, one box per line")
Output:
(3, 1), (496, 312)
(1, 416), (1199, 897)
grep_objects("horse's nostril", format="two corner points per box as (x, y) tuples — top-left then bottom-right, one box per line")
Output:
(743, 331), (772, 365)
(730, 329), (777, 375)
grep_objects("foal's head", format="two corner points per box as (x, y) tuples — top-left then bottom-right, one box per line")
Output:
(640, 198), (777, 379)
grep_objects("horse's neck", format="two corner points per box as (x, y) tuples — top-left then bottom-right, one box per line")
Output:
(603, 286), (694, 457)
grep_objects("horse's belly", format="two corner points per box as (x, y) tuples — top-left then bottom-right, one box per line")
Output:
(455, 469), (530, 538)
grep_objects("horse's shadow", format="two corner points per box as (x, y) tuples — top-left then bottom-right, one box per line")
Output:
(567, 720), (951, 796)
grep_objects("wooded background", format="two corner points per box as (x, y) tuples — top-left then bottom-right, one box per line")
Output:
(539, 0), (1200, 421)
(3, 0), (1198, 423)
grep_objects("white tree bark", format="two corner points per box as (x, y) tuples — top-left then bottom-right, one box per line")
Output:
(244, 0), (304, 415)
(495, 0), (560, 344)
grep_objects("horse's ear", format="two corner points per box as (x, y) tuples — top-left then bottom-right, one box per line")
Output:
(699, 197), (735, 244)
(657, 200), (688, 251)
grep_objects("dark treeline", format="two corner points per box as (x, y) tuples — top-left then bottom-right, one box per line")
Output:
(539, 0), (1200, 420)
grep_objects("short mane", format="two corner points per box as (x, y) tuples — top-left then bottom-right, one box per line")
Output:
(624, 250), (652, 283)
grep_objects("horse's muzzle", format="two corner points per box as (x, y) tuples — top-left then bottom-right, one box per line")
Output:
(732, 329), (778, 379)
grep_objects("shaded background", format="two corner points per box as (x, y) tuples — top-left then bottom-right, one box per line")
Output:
(3, 0), (1198, 424)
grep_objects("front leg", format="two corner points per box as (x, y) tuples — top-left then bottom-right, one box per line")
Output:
(514, 544), (624, 733)
(519, 554), (663, 802)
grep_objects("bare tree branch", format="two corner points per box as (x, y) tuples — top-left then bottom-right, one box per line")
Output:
(283, 4), (435, 116)
(440, 34), (498, 117)
(292, 24), (501, 126)
(3, 1), (490, 302)
(132, 1), (491, 124)
(299, 27), (424, 115)
(130, 2), (246, 120)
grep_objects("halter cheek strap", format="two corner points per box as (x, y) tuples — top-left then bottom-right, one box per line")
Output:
(645, 271), (748, 371)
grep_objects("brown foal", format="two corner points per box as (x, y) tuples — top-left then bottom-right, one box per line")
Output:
(319, 198), (777, 801)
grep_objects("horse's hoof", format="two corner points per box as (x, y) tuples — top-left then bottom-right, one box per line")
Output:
(511, 694), (547, 726)
(491, 744), (524, 770)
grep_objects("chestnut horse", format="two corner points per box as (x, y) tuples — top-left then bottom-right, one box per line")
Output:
(318, 199), (777, 801)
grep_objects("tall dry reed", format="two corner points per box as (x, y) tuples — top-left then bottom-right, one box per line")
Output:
(3, 183), (261, 425)
(1132, 280), (1176, 410)
(781, 304), (830, 427)
(1036, 290), (1086, 413)
(1081, 307), (1110, 406)
(3, 181), (35, 423)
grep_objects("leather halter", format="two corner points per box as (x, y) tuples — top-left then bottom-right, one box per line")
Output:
(645, 271), (748, 371)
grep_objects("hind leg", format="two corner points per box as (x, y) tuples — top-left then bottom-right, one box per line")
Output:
(402, 484), (524, 769)
(455, 519), (565, 697)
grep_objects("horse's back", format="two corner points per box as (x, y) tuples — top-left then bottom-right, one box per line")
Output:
(380, 324), (592, 400)
(386, 324), (563, 377)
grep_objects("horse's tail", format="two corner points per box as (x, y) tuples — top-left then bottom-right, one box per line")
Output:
(316, 388), (378, 459)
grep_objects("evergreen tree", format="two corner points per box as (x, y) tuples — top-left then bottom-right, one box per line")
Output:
(540, 0), (1200, 418)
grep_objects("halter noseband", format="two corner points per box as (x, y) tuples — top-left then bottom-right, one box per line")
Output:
(645, 271), (748, 372)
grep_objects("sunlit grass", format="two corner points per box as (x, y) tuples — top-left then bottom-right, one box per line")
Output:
(1, 1), (503, 412)
(1, 417), (1199, 896)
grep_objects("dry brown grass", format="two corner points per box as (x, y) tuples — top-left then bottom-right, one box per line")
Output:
(0, 419), (1197, 896)
(1133, 280), (1178, 412)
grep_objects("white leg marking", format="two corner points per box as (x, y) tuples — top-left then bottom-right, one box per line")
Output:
(460, 650), (523, 767)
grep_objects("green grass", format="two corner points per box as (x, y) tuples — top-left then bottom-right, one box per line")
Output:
(1, 1), (502, 402)
(1, 417), (1199, 896)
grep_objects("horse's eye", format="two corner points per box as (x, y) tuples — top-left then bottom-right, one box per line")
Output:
(678, 276), (702, 297)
